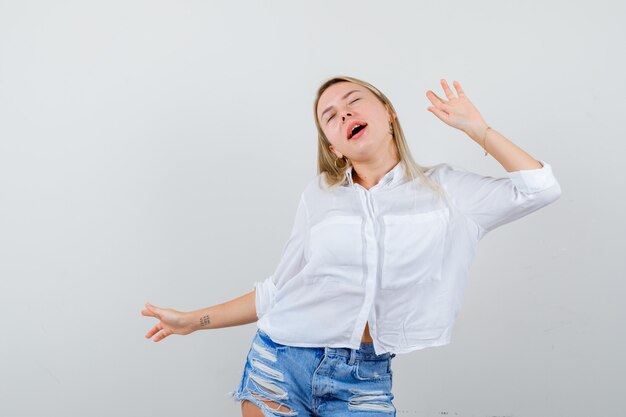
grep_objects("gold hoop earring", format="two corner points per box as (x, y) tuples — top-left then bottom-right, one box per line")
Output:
(334, 155), (348, 170)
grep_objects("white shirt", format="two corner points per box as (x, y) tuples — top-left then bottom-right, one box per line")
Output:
(253, 159), (562, 355)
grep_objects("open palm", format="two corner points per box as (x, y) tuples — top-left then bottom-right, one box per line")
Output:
(426, 79), (488, 138)
(141, 302), (192, 342)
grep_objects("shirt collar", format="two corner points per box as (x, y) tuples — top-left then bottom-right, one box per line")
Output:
(344, 160), (405, 189)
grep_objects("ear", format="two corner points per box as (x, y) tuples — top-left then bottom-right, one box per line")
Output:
(329, 145), (343, 159)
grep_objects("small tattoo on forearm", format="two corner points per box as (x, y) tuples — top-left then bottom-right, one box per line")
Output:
(200, 315), (211, 327)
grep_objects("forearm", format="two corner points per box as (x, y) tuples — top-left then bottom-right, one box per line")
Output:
(466, 124), (543, 172)
(186, 289), (258, 332)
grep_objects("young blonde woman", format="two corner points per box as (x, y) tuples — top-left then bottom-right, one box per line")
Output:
(141, 76), (562, 416)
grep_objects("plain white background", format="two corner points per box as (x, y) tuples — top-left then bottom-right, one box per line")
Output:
(1, 1), (624, 416)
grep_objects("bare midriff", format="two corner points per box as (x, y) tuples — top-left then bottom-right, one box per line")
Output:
(361, 322), (373, 344)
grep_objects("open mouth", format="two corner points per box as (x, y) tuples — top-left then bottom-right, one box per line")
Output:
(347, 122), (368, 140)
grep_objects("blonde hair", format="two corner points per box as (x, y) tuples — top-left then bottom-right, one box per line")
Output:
(312, 75), (445, 200)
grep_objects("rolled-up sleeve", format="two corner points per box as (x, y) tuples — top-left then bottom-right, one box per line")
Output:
(437, 160), (562, 239)
(253, 193), (309, 320)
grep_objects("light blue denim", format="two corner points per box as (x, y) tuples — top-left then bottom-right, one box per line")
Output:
(227, 328), (397, 416)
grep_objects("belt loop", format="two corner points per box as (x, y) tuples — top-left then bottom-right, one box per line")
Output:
(348, 348), (356, 365)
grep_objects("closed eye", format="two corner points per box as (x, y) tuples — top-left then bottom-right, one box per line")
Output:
(326, 98), (361, 124)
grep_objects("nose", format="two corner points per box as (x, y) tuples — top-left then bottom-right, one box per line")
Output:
(341, 112), (352, 121)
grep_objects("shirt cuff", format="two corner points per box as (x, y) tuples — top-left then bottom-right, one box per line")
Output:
(505, 159), (557, 193)
(254, 276), (277, 319)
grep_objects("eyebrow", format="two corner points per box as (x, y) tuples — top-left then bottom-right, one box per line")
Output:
(320, 89), (361, 122)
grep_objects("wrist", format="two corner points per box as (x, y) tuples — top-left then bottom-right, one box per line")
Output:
(185, 310), (200, 333)
(466, 122), (490, 144)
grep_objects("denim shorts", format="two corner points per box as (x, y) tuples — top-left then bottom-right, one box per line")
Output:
(227, 328), (397, 416)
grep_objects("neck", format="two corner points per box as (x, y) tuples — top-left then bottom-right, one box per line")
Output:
(352, 158), (400, 190)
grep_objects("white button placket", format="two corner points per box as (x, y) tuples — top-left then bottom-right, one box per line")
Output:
(350, 182), (382, 348)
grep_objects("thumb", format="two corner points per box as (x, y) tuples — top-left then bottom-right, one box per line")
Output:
(427, 106), (449, 123)
(145, 302), (162, 316)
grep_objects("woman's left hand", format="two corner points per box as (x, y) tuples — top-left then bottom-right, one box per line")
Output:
(426, 79), (489, 141)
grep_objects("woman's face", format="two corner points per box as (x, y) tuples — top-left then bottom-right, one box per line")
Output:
(316, 81), (395, 162)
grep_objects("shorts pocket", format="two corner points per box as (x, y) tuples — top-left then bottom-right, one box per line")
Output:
(308, 215), (364, 286)
(381, 207), (450, 290)
(353, 358), (392, 381)
(250, 331), (285, 365)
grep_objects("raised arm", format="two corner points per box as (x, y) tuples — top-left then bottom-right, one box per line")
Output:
(426, 79), (547, 172)
(426, 79), (562, 239)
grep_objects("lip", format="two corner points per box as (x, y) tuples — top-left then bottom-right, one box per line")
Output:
(346, 120), (368, 139)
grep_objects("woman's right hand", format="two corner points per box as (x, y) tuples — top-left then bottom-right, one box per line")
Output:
(141, 302), (193, 342)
